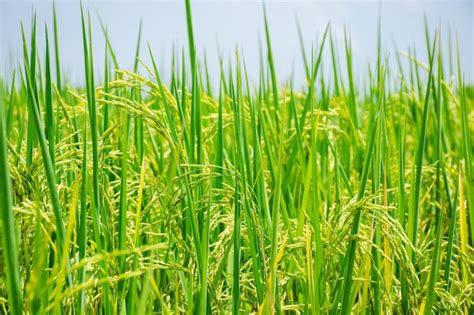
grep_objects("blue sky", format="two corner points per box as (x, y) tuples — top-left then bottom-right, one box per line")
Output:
(1, 0), (473, 87)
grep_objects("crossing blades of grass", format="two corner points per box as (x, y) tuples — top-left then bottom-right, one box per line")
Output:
(338, 62), (387, 315)
(423, 33), (443, 314)
(22, 20), (68, 264)
(406, 33), (437, 261)
(0, 86), (23, 315)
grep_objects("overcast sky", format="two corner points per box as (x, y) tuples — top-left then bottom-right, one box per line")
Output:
(1, 0), (473, 87)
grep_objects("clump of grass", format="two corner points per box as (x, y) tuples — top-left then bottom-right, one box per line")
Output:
(0, 1), (473, 314)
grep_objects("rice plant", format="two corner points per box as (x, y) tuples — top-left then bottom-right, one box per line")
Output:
(0, 1), (473, 313)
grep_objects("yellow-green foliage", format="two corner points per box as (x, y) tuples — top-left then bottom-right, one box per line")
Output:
(0, 1), (473, 314)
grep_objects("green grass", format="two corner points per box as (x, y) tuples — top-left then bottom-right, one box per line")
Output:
(0, 1), (473, 313)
